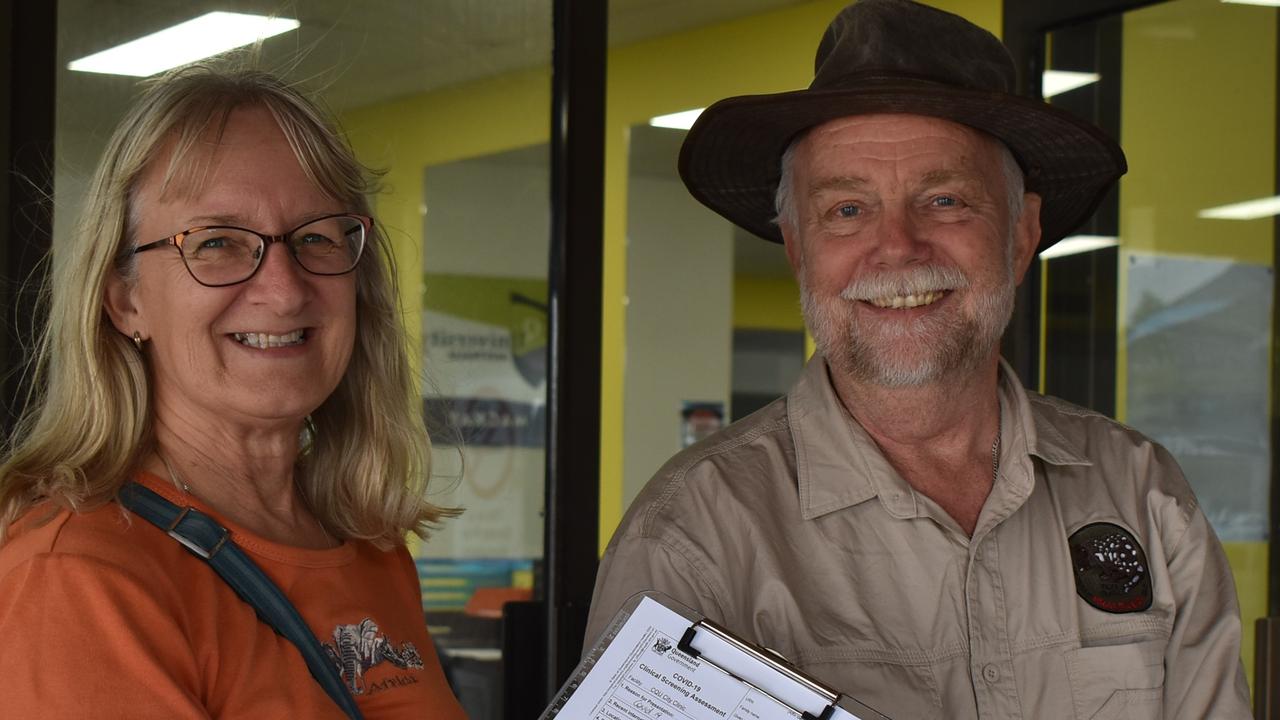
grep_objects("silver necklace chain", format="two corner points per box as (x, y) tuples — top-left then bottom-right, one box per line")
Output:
(158, 453), (333, 546)
(159, 453), (192, 494)
(991, 413), (1002, 481)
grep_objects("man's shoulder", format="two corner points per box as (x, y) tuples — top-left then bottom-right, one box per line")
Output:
(664, 396), (793, 476)
(1027, 390), (1196, 507)
(1027, 390), (1114, 425)
(622, 396), (795, 537)
(1028, 390), (1161, 455)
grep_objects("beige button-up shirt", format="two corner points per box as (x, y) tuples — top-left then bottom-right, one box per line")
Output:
(587, 356), (1250, 719)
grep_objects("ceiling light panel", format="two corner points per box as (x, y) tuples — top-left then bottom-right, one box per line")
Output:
(1197, 195), (1280, 220)
(650, 109), (705, 130)
(1042, 70), (1101, 99)
(1039, 235), (1119, 260)
(69, 12), (300, 77)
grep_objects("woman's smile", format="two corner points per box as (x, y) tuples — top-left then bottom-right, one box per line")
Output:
(231, 329), (307, 349)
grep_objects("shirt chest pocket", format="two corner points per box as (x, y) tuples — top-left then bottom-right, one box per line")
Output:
(796, 657), (942, 720)
(1064, 641), (1164, 720)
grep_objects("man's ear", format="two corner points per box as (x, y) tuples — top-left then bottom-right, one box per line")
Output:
(103, 270), (145, 340)
(1011, 192), (1043, 285)
(782, 225), (803, 278)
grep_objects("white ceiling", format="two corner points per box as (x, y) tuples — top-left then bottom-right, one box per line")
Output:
(56, 0), (810, 129)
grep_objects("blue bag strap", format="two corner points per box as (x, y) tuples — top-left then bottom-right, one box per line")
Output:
(118, 481), (365, 720)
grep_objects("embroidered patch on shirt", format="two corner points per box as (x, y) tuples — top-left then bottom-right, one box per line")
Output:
(322, 618), (424, 695)
(1068, 522), (1153, 614)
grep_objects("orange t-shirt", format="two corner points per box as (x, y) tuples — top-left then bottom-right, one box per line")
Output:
(0, 472), (467, 719)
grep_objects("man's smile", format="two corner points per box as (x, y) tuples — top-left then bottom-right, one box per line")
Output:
(864, 290), (947, 309)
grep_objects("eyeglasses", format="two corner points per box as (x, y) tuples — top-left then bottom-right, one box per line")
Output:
(132, 213), (371, 288)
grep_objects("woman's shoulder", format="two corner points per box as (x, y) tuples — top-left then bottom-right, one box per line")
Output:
(0, 494), (187, 585)
(0, 498), (214, 718)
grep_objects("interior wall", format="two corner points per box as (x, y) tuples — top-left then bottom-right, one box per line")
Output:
(734, 276), (804, 331)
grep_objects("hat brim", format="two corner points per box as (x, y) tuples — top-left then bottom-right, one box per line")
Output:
(678, 79), (1127, 250)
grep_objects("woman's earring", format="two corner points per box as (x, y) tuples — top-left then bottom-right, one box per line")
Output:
(133, 332), (143, 351)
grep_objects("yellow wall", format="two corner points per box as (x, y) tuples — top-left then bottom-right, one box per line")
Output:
(1118, 0), (1277, 689)
(1226, 541), (1270, 690)
(733, 276), (803, 331)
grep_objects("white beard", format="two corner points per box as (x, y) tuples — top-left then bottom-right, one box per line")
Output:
(800, 256), (1016, 388)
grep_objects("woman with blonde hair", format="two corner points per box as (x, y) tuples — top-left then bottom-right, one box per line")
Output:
(0, 61), (465, 718)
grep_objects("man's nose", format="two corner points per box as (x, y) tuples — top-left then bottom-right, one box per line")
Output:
(871, 206), (928, 266)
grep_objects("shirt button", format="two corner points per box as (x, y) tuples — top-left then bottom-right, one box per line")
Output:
(982, 664), (1000, 683)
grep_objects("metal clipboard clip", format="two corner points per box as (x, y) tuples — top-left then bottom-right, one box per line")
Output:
(538, 592), (891, 720)
(677, 618), (841, 720)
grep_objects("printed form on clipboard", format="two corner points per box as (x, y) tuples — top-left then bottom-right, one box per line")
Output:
(541, 592), (891, 720)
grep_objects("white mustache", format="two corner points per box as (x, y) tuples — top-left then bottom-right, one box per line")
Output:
(840, 265), (970, 302)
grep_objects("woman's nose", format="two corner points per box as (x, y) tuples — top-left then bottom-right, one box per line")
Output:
(243, 240), (311, 308)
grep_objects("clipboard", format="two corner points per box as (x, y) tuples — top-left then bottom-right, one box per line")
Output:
(540, 592), (891, 720)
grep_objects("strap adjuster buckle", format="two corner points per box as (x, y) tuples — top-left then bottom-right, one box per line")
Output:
(166, 507), (231, 560)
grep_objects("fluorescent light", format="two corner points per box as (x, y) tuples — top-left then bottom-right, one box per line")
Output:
(1222, 0), (1280, 6)
(1040, 235), (1118, 260)
(1197, 195), (1280, 220)
(1042, 70), (1100, 98)
(69, 12), (299, 77)
(650, 108), (705, 130)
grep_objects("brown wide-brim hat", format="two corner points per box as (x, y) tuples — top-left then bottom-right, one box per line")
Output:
(678, 0), (1127, 250)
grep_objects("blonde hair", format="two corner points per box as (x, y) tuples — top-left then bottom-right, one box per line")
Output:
(0, 61), (458, 547)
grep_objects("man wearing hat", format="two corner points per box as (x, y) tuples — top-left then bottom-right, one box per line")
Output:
(585, 0), (1251, 717)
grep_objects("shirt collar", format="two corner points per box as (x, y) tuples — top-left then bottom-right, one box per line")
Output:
(788, 355), (1091, 521)
(997, 356), (1092, 469)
